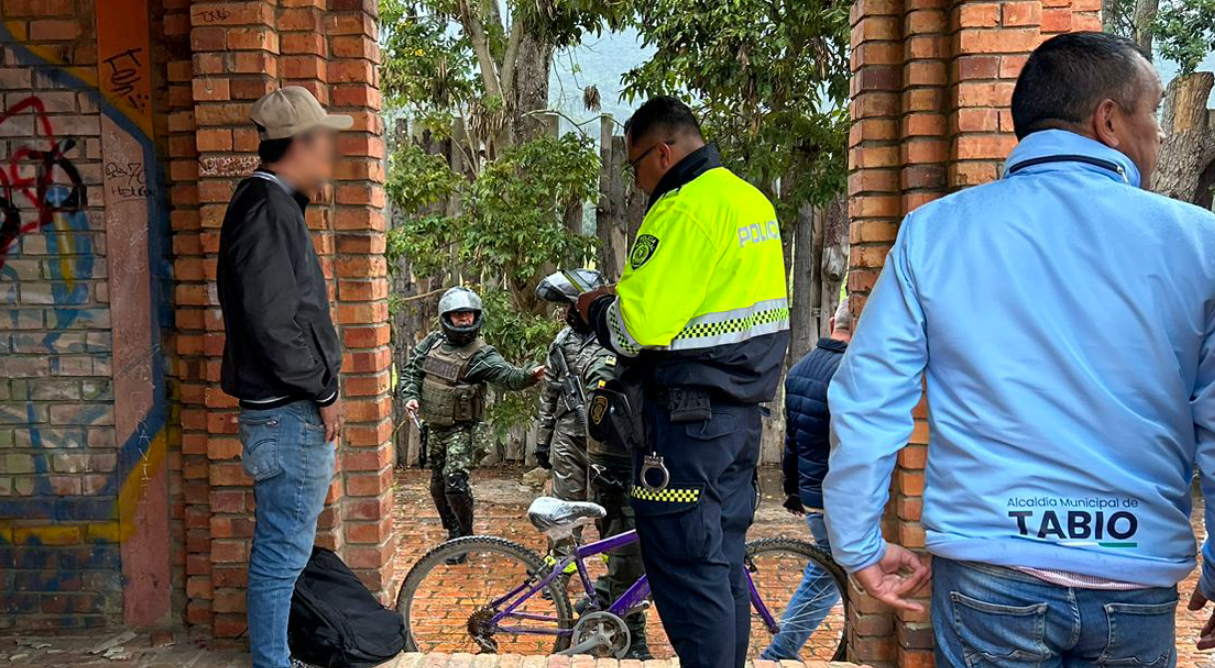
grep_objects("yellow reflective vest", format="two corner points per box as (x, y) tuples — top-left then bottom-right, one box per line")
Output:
(608, 164), (789, 355)
(594, 147), (789, 403)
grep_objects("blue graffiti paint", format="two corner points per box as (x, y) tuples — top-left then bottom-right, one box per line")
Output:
(0, 22), (171, 534)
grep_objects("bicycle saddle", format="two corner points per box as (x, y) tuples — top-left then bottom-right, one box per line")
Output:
(527, 497), (606, 536)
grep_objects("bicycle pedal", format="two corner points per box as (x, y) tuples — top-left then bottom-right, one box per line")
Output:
(622, 601), (650, 617)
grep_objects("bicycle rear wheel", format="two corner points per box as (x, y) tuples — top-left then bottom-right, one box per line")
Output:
(395, 536), (574, 655)
(745, 537), (849, 662)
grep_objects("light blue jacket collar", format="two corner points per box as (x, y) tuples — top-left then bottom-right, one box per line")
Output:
(1003, 129), (1141, 188)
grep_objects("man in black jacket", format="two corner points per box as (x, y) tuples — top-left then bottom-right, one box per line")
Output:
(761, 298), (850, 661)
(217, 86), (351, 668)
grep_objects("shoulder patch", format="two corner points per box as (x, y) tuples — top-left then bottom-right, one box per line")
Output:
(629, 234), (660, 270)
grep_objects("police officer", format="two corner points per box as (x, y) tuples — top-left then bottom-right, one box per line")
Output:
(536, 270), (652, 659)
(577, 97), (789, 668)
(401, 287), (545, 558)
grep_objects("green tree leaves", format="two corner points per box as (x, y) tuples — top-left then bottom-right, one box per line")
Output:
(622, 0), (851, 219)
(1155, 0), (1215, 75)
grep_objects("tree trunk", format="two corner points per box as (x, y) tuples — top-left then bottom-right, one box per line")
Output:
(819, 195), (848, 336)
(512, 29), (553, 145)
(1153, 72), (1215, 204)
(788, 202), (820, 367)
(1131, 0), (1159, 56)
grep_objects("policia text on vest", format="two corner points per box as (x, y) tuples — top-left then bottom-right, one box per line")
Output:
(583, 143), (790, 668)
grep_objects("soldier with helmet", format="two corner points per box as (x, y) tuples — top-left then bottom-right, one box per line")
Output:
(400, 287), (545, 555)
(535, 270), (651, 659)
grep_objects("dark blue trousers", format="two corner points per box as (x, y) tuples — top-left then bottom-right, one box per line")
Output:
(631, 399), (761, 668)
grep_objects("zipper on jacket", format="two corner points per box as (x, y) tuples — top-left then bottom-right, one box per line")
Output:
(1005, 154), (1128, 183)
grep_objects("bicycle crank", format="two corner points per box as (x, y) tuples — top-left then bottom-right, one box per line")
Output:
(560, 611), (631, 658)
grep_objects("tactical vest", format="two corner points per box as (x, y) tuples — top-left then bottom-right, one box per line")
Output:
(419, 337), (487, 427)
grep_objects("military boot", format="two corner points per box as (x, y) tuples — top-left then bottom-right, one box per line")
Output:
(623, 614), (651, 661)
(429, 468), (460, 539)
(444, 473), (475, 565)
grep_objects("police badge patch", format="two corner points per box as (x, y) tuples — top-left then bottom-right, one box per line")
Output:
(630, 234), (659, 270)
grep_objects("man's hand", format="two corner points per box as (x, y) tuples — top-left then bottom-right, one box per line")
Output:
(319, 400), (343, 444)
(531, 365), (547, 382)
(1189, 588), (1215, 649)
(405, 398), (419, 414)
(782, 495), (806, 516)
(853, 544), (931, 613)
(575, 285), (615, 324)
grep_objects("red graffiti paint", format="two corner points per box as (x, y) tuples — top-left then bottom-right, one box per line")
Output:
(0, 95), (87, 270)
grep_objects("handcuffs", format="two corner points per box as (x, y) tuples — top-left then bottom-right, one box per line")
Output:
(640, 452), (670, 491)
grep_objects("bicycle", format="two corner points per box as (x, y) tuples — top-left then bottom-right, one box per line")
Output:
(395, 496), (849, 661)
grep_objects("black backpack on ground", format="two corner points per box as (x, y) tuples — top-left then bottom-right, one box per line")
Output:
(288, 546), (406, 668)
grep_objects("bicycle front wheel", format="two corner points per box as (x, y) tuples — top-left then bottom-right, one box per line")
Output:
(745, 537), (849, 662)
(395, 536), (574, 655)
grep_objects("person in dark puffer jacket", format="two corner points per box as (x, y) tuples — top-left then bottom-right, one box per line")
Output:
(761, 297), (851, 661)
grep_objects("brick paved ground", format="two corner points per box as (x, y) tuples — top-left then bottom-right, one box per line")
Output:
(390, 467), (846, 661)
(1, 466), (1211, 667)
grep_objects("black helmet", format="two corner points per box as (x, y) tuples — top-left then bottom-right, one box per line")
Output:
(535, 269), (606, 304)
(439, 286), (483, 346)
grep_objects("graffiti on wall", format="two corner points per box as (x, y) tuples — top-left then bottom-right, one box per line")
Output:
(0, 96), (94, 344)
(0, 0), (172, 624)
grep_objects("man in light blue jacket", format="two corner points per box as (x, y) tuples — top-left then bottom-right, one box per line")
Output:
(823, 31), (1215, 665)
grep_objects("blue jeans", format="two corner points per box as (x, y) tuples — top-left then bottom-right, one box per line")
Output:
(933, 558), (1178, 668)
(761, 512), (839, 661)
(240, 401), (335, 668)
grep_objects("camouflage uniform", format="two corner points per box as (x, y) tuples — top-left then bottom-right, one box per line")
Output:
(536, 326), (609, 563)
(401, 330), (539, 540)
(584, 352), (650, 658)
(537, 326), (609, 503)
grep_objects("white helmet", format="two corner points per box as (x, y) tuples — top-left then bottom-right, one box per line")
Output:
(535, 269), (606, 304)
(439, 286), (483, 345)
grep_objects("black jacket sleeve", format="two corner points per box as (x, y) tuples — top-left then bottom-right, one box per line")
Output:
(229, 202), (335, 403)
(586, 294), (619, 354)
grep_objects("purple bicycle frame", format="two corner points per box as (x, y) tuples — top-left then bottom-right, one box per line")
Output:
(484, 528), (782, 637)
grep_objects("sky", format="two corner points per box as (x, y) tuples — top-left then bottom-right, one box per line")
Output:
(549, 29), (1215, 126)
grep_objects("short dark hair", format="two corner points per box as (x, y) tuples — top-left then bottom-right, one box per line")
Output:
(1011, 32), (1151, 140)
(255, 124), (294, 164)
(624, 96), (703, 145)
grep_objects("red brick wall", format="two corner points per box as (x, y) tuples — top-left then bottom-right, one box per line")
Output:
(0, 0), (393, 635)
(0, 0), (126, 631)
(847, 0), (1100, 665)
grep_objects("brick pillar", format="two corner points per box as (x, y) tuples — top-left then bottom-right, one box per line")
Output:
(847, 0), (904, 663)
(160, 0), (204, 634)
(325, 0), (394, 598)
(187, 0), (281, 639)
(847, 0), (1100, 665)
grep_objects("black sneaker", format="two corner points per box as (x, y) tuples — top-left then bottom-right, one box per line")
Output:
(445, 552), (468, 565)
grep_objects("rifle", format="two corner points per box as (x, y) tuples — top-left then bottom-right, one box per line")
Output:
(551, 342), (587, 426)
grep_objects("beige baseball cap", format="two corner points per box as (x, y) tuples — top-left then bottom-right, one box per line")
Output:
(251, 86), (353, 140)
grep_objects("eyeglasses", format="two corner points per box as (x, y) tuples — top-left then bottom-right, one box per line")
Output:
(625, 141), (666, 177)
